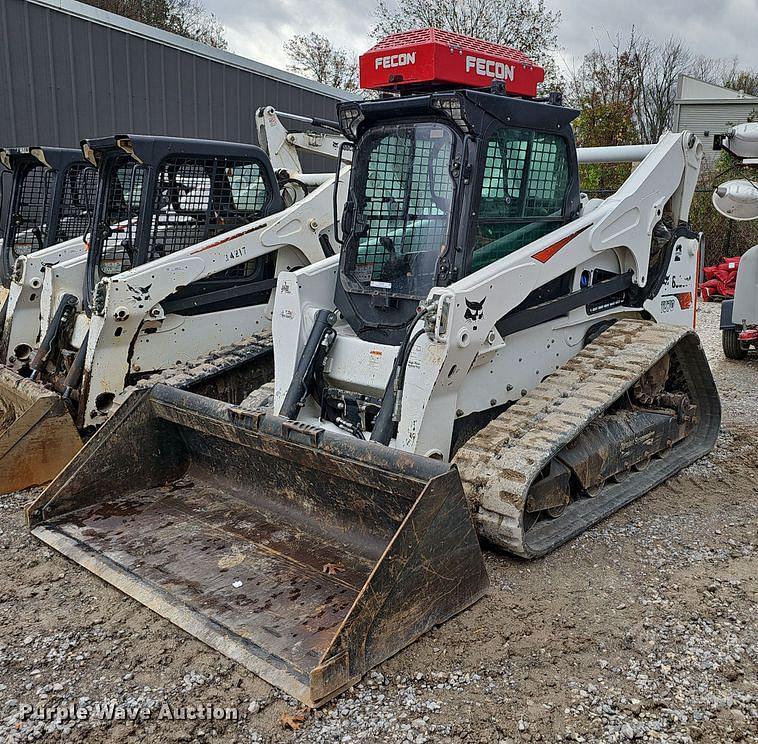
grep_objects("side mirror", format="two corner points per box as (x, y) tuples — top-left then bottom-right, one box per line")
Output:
(712, 179), (758, 221)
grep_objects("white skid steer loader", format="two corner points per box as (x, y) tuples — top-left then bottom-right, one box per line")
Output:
(28, 30), (720, 709)
(0, 108), (348, 493)
(0, 146), (97, 358)
(712, 122), (758, 358)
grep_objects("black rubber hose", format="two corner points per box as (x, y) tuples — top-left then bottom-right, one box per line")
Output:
(280, 308), (337, 420)
(62, 331), (89, 402)
(370, 310), (427, 445)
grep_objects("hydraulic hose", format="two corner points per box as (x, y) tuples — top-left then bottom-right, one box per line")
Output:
(280, 308), (337, 420)
(370, 309), (428, 445)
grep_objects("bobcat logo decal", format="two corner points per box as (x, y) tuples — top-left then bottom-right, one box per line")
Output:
(127, 283), (153, 304)
(464, 297), (485, 329)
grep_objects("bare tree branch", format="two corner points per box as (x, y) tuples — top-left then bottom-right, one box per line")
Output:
(372, 0), (563, 91)
(81, 0), (227, 49)
(570, 29), (757, 149)
(283, 33), (359, 91)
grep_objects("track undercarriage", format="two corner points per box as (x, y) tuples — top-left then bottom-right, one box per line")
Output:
(455, 319), (721, 558)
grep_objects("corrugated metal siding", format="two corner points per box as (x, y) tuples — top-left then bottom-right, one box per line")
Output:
(0, 0), (348, 157)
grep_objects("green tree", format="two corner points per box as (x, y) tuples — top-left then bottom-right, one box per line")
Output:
(570, 34), (641, 191)
(723, 70), (758, 97)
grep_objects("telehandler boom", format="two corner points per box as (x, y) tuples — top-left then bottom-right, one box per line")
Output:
(712, 122), (758, 358)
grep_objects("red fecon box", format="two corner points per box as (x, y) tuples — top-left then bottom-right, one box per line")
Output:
(359, 28), (545, 97)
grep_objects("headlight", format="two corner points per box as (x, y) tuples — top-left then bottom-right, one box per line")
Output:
(430, 93), (471, 133)
(93, 279), (109, 316)
(338, 104), (365, 140)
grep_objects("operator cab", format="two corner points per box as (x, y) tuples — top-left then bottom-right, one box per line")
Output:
(335, 29), (581, 344)
(82, 135), (283, 316)
(0, 147), (97, 287)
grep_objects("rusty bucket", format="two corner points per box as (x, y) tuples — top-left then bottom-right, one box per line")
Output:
(27, 383), (488, 706)
(0, 367), (82, 494)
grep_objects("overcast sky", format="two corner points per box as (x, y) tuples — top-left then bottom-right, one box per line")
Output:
(205, 0), (758, 78)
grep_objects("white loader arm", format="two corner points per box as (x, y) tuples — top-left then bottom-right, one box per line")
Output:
(256, 106), (348, 173)
(2, 235), (86, 365)
(40, 252), (89, 339)
(395, 131), (704, 456)
(79, 168), (349, 422)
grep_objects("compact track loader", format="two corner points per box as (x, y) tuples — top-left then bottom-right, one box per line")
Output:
(712, 123), (758, 358)
(2, 111), (348, 492)
(29, 29), (720, 707)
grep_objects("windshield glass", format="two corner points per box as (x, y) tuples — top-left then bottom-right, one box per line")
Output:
(343, 122), (455, 299)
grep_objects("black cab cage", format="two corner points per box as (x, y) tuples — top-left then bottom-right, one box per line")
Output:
(0, 147), (97, 287)
(81, 135), (285, 315)
(333, 90), (581, 344)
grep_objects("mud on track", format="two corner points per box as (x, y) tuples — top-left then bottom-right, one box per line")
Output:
(0, 300), (756, 743)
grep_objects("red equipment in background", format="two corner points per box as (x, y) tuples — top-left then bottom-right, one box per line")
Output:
(359, 28), (545, 96)
(700, 256), (741, 301)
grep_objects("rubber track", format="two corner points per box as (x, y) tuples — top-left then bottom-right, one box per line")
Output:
(237, 380), (275, 411)
(454, 319), (720, 559)
(108, 329), (272, 418)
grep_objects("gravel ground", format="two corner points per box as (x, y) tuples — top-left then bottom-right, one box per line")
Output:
(0, 301), (756, 743)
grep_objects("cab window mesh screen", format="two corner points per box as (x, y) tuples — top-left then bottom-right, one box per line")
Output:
(97, 159), (146, 276)
(148, 157), (268, 265)
(10, 164), (54, 259)
(473, 128), (569, 272)
(52, 164), (98, 244)
(347, 124), (454, 298)
(525, 135), (569, 217)
(479, 135), (528, 218)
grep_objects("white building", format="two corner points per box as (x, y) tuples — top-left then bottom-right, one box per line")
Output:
(673, 76), (758, 164)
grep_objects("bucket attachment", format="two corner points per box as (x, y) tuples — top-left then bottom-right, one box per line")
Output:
(27, 384), (488, 707)
(0, 338), (273, 495)
(0, 368), (82, 494)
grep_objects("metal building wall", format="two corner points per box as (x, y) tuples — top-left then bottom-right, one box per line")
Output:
(675, 102), (758, 163)
(0, 0), (351, 150)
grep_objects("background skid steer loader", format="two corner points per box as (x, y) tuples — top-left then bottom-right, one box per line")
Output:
(28, 29), (719, 706)
(1, 112), (347, 494)
(0, 147), (98, 488)
(0, 146), (97, 359)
